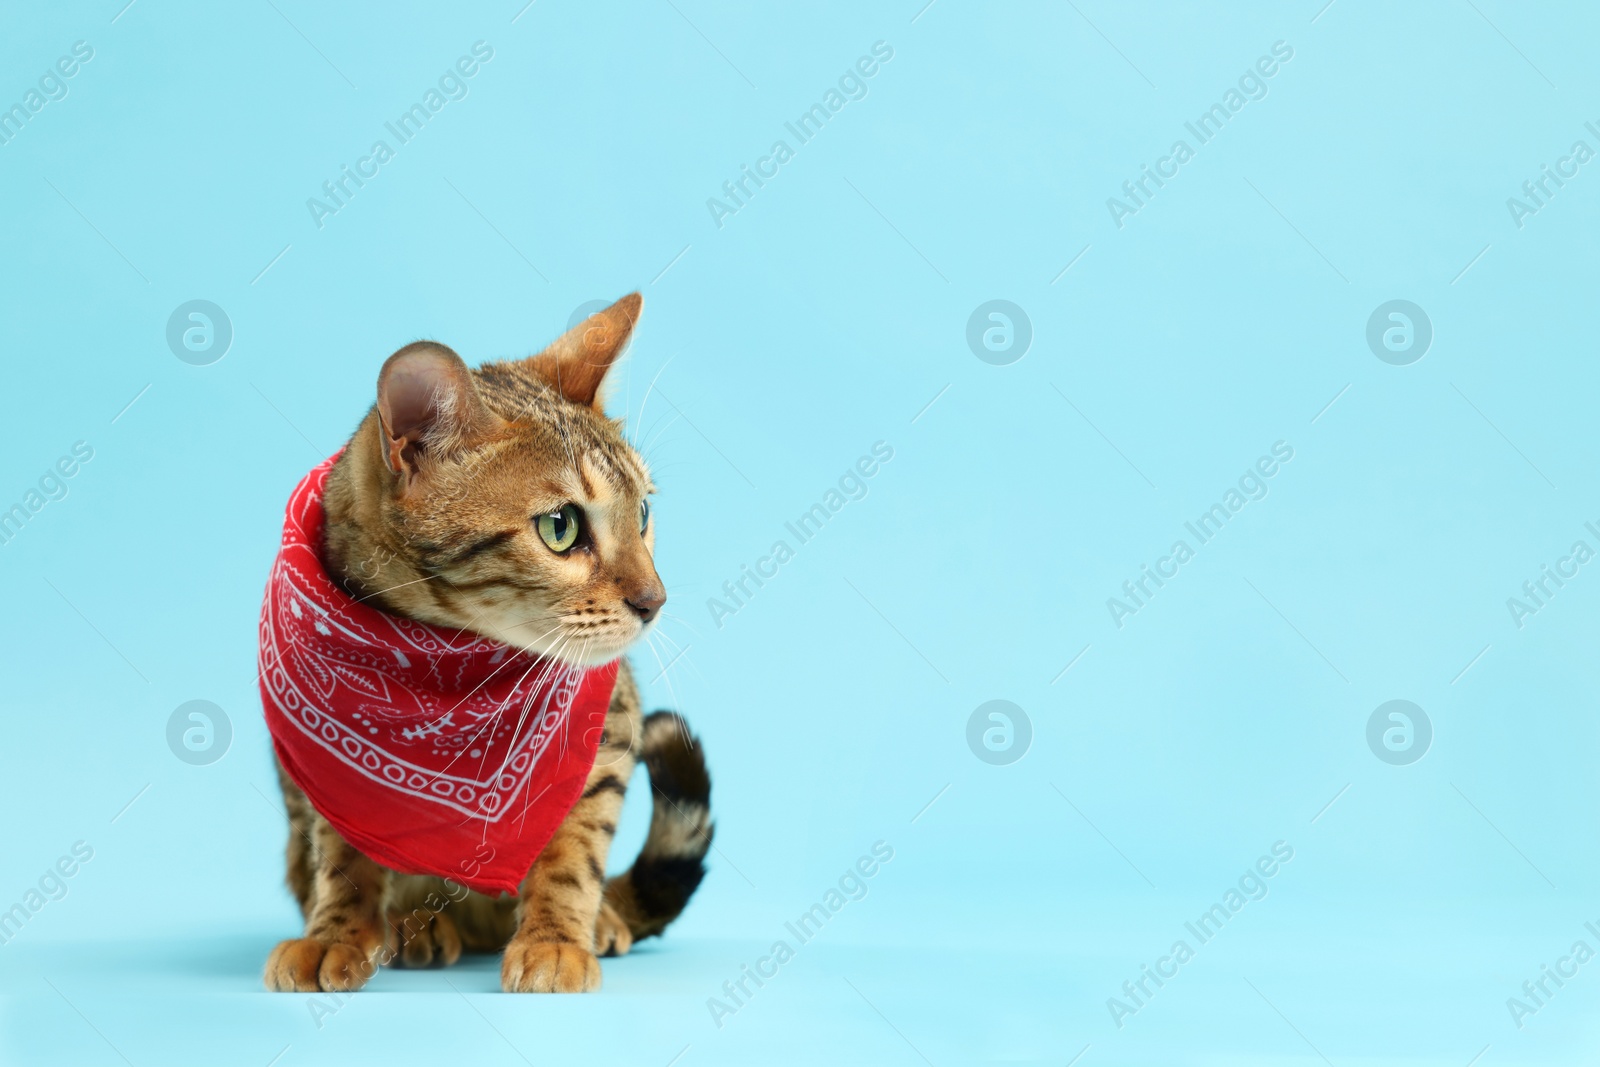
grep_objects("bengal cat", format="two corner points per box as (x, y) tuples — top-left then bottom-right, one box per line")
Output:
(262, 293), (711, 994)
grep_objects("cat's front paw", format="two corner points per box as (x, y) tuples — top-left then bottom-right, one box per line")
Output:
(386, 907), (463, 968)
(501, 938), (601, 993)
(264, 937), (378, 992)
(594, 900), (633, 958)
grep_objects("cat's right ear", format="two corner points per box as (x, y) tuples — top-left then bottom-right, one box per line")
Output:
(376, 342), (502, 491)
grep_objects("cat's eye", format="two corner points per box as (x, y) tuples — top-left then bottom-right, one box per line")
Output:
(535, 504), (582, 554)
(639, 499), (651, 534)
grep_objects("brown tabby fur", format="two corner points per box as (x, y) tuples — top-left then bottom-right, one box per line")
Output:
(263, 294), (712, 994)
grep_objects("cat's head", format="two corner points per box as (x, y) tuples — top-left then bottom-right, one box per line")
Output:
(338, 293), (662, 667)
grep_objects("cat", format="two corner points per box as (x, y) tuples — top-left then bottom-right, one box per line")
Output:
(262, 293), (711, 994)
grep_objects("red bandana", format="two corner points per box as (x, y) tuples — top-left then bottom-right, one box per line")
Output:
(258, 456), (618, 897)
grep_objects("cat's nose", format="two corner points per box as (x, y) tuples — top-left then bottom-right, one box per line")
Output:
(624, 586), (665, 623)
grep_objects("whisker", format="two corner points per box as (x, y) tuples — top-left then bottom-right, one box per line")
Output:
(411, 620), (565, 737)
(646, 634), (698, 751)
(423, 651), (549, 788)
(490, 634), (573, 791)
(642, 634), (685, 720)
(350, 571), (444, 605)
(657, 608), (699, 638)
(518, 637), (589, 836)
(630, 355), (675, 449)
(653, 629), (701, 685)
(473, 633), (576, 842)
(639, 409), (684, 458)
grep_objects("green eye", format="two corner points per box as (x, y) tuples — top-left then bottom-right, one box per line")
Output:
(536, 504), (582, 553)
(639, 499), (651, 534)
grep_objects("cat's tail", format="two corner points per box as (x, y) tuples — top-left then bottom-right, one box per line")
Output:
(603, 711), (712, 941)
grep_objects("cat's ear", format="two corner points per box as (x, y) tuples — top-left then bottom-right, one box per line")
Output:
(526, 292), (642, 410)
(376, 342), (502, 488)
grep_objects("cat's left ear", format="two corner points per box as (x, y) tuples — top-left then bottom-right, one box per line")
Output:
(526, 292), (642, 410)
(376, 342), (504, 490)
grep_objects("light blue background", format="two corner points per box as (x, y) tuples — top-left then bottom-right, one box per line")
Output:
(2, 1), (1598, 1064)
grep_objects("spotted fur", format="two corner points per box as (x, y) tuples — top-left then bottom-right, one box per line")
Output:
(264, 294), (712, 994)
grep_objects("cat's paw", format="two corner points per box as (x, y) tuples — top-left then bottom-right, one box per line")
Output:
(386, 907), (463, 968)
(501, 939), (601, 993)
(264, 937), (377, 992)
(594, 901), (633, 958)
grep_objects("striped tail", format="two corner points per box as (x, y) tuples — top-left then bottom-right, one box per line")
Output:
(603, 711), (713, 940)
